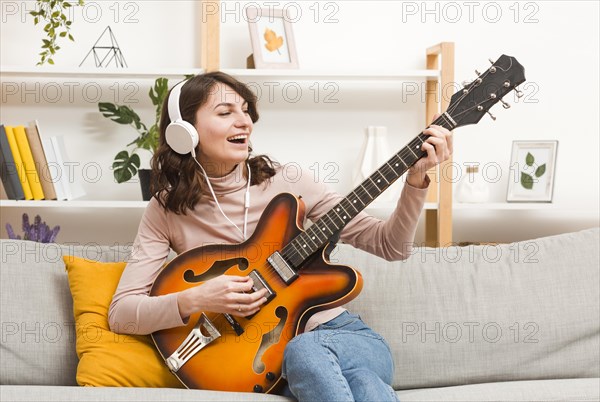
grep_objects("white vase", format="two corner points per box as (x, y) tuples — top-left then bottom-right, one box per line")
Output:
(353, 126), (397, 204)
(456, 164), (490, 203)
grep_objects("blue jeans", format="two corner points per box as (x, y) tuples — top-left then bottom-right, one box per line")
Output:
(280, 311), (399, 402)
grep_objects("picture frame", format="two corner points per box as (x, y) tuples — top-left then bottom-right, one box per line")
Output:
(246, 7), (299, 69)
(507, 140), (558, 202)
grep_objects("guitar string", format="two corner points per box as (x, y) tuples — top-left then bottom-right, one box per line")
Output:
(274, 85), (500, 272)
(222, 69), (504, 314)
(250, 97), (484, 284)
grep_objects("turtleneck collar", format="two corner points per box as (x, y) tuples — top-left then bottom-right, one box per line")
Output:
(204, 163), (248, 195)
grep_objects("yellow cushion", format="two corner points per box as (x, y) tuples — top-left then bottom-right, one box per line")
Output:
(64, 255), (183, 388)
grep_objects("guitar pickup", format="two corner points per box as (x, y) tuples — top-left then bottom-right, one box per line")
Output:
(268, 252), (298, 284)
(248, 270), (275, 301)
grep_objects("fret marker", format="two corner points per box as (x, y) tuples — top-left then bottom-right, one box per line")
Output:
(312, 236), (316, 240)
(303, 244), (307, 248)
(353, 200), (357, 203)
(395, 163), (399, 167)
(322, 227), (326, 231)
(343, 216), (347, 219)
(377, 179), (381, 183)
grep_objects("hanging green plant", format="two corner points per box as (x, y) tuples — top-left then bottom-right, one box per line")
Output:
(30, 0), (84, 65)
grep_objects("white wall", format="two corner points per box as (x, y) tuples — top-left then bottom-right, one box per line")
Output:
(1, 0), (598, 245)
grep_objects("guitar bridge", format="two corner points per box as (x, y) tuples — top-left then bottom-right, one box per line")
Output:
(165, 313), (220, 372)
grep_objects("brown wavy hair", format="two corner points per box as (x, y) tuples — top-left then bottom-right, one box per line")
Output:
(151, 71), (279, 214)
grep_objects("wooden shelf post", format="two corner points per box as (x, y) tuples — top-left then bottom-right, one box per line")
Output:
(424, 42), (455, 247)
(199, 0), (220, 72)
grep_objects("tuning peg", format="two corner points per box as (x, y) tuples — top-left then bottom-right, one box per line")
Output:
(500, 99), (511, 109)
(462, 80), (472, 87)
(489, 58), (495, 64)
(487, 111), (497, 121)
(515, 88), (524, 98)
(475, 69), (481, 76)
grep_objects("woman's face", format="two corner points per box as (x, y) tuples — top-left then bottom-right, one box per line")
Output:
(194, 82), (253, 176)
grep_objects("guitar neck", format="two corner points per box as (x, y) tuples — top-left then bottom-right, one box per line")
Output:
(282, 116), (456, 268)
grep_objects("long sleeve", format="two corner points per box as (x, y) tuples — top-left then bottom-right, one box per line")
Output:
(108, 198), (186, 335)
(295, 172), (430, 261)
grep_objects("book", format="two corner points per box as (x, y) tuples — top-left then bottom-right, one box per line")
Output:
(50, 135), (86, 200)
(3, 125), (33, 200)
(0, 178), (8, 200)
(13, 125), (45, 200)
(0, 125), (25, 200)
(40, 136), (67, 201)
(26, 120), (57, 200)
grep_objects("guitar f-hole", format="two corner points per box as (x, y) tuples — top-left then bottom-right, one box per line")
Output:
(183, 258), (249, 283)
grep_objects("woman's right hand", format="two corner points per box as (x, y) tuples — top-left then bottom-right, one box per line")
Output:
(177, 275), (268, 319)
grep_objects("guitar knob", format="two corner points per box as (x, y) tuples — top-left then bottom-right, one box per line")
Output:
(475, 69), (481, 76)
(266, 372), (276, 381)
(253, 384), (264, 393)
(489, 58), (495, 64)
(515, 88), (524, 98)
(486, 111), (497, 121)
(500, 100), (511, 109)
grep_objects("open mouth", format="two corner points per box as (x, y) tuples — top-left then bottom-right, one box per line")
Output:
(227, 134), (248, 144)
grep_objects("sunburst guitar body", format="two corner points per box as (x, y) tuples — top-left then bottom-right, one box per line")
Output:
(150, 193), (363, 393)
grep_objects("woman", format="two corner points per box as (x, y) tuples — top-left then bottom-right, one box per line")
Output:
(109, 71), (452, 401)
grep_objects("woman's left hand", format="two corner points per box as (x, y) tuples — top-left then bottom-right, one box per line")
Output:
(406, 114), (453, 188)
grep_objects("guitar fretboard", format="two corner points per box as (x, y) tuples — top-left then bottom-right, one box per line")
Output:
(281, 116), (455, 269)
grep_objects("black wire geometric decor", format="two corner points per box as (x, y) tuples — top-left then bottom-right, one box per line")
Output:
(80, 26), (128, 68)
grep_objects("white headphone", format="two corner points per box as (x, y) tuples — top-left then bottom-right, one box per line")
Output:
(166, 80), (199, 156)
(165, 79), (252, 241)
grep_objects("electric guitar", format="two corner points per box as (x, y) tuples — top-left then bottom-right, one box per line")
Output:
(150, 55), (526, 393)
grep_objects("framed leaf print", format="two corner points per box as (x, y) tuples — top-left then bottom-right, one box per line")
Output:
(246, 7), (299, 69)
(507, 141), (558, 202)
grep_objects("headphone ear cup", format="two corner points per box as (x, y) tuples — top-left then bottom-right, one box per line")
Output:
(165, 120), (199, 155)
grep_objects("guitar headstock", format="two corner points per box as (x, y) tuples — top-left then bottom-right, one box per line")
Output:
(447, 55), (526, 128)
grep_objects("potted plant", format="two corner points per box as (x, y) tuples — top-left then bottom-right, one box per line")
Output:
(99, 77), (173, 199)
(6, 213), (60, 243)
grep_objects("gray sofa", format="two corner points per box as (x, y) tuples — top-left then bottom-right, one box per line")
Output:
(1, 228), (599, 401)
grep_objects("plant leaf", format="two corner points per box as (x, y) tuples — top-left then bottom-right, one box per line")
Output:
(112, 151), (141, 183)
(525, 152), (534, 166)
(99, 102), (147, 132)
(521, 172), (534, 190)
(535, 164), (546, 178)
(263, 28), (284, 52)
(149, 77), (170, 122)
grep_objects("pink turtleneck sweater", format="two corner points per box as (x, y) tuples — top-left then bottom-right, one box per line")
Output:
(109, 163), (428, 335)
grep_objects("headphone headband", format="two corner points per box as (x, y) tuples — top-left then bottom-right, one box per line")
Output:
(168, 81), (186, 122)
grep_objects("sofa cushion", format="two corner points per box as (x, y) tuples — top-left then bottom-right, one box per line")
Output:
(0, 240), (131, 386)
(1, 378), (597, 401)
(0, 385), (292, 401)
(339, 228), (600, 390)
(64, 255), (182, 388)
(397, 378), (600, 401)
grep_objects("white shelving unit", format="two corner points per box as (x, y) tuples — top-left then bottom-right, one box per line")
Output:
(223, 69), (440, 82)
(0, 67), (205, 79)
(0, 201), (559, 210)
(1, 66), (439, 82)
(0, 200), (147, 208)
